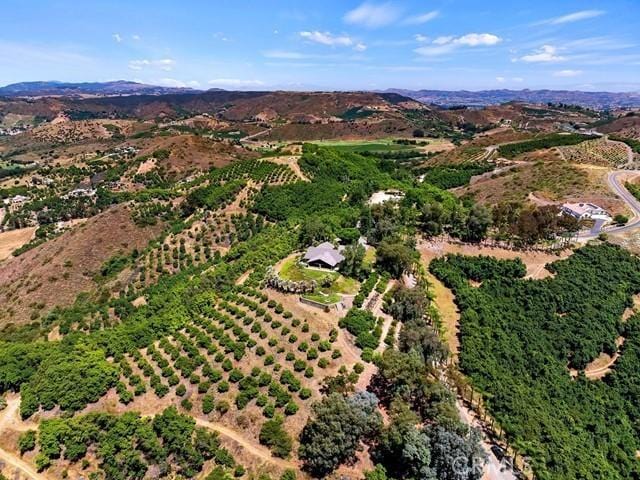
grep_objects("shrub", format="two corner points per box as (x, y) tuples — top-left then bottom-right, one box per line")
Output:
(18, 430), (36, 454)
(284, 401), (299, 416)
(202, 394), (215, 414)
(259, 416), (292, 458)
(181, 398), (193, 411)
(280, 470), (297, 480)
(299, 388), (312, 400)
(216, 400), (230, 414)
(218, 381), (230, 393)
(263, 403), (275, 418)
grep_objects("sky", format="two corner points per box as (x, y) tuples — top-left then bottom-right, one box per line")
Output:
(1, 0), (639, 92)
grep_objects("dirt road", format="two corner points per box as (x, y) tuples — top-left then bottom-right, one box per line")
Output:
(0, 396), (51, 480)
(194, 418), (297, 470)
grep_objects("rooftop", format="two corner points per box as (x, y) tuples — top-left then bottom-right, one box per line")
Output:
(303, 241), (345, 268)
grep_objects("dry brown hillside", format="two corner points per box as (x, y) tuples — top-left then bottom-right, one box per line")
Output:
(0, 205), (163, 326)
(133, 134), (258, 177)
(599, 114), (640, 138)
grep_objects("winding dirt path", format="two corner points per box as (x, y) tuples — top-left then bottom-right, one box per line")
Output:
(0, 396), (51, 480)
(193, 418), (297, 470)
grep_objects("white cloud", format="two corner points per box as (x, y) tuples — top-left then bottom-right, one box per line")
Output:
(128, 58), (175, 71)
(354, 42), (367, 52)
(553, 69), (583, 77)
(415, 33), (502, 56)
(132, 34), (141, 41)
(207, 78), (266, 88)
(403, 10), (439, 25)
(414, 34), (429, 43)
(453, 33), (501, 47)
(518, 45), (565, 63)
(538, 9), (605, 25)
(433, 36), (454, 45)
(299, 31), (354, 47)
(112, 33), (122, 43)
(343, 2), (402, 28)
(155, 78), (197, 88)
(496, 76), (524, 83)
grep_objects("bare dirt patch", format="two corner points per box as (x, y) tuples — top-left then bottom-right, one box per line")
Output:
(0, 227), (36, 261)
(266, 155), (309, 181)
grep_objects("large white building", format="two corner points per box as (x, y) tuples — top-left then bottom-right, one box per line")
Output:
(561, 202), (610, 221)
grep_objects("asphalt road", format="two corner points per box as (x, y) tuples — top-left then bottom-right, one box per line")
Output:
(577, 170), (640, 239)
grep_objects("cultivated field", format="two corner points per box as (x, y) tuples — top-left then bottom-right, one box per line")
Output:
(559, 138), (630, 167)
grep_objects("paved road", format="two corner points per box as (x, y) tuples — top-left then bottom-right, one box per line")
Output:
(577, 170), (640, 239)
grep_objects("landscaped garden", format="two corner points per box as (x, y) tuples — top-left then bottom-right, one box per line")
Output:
(278, 255), (359, 305)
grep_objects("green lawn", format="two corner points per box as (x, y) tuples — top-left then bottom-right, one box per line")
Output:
(302, 292), (342, 305)
(279, 256), (339, 283)
(308, 139), (416, 153)
(279, 256), (360, 302)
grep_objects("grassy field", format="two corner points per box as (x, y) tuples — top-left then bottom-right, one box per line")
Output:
(308, 138), (417, 153)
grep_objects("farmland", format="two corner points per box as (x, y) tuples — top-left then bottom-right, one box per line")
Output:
(1, 79), (640, 480)
(559, 137), (630, 167)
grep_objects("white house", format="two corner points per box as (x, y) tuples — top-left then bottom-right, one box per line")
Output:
(3, 195), (29, 213)
(561, 202), (610, 221)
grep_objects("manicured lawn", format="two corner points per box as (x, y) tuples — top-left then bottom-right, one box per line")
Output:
(302, 291), (342, 305)
(279, 256), (339, 283)
(279, 255), (360, 301)
(330, 275), (359, 295)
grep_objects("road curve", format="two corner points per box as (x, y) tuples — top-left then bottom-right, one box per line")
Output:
(578, 170), (640, 239)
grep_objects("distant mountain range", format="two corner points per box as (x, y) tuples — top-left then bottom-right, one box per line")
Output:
(2, 81), (640, 110)
(385, 89), (640, 109)
(0, 80), (200, 97)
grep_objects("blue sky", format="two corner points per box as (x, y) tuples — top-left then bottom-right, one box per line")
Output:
(1, 0), (638, 91)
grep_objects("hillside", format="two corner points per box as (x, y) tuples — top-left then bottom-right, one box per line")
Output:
(390, 88), (640, 109)
(0, 204), (163, 326)
(598, 113), (640, 139)
(0, 80), (197, 98)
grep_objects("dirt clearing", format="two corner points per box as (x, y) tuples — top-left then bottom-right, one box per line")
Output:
(0, 227), (36, 261)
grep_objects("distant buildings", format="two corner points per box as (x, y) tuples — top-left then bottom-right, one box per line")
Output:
(3, 195), (29, 213)
(63, 182), (96, 199)
(303, 242), (345, 269)
(368, 189), (404, 206)
(561, 202), (610, 221)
